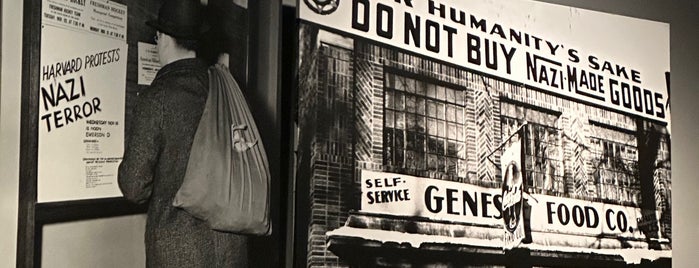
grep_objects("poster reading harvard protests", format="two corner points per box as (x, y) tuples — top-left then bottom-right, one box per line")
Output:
(38, 0), (127, 203)
(297, 0), (671, 266)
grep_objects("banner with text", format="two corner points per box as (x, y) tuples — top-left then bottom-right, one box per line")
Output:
(38, 0), (127, 202)
(299, 0), (670, 123)
(361, 170), (649, 240)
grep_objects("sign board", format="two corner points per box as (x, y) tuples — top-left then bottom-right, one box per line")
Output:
(299, 0), (671, 123)
(361, 170), (650, 240)
(38, 0), (128, 202)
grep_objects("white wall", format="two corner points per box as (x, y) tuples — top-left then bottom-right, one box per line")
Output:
(1, 0), (23, 266)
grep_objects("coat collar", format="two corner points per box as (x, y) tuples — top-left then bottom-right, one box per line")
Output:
(154, 58), (208, 80)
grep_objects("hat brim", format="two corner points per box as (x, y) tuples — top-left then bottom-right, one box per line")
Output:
(146, 19), (210, 40)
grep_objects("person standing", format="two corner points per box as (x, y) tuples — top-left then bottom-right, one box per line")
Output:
(118, 0), (247, 266)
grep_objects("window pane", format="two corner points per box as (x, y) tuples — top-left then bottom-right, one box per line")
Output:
(427, 154), (439, 171)
(436, 85), (446, 100)
(395, 112), (405, 129)
(385, 73), (395, 89)
(407, 131), (417, 151)
(384, 128), (394, 147)
(395, 129), (404, 149)
(426, 84), (436, 98)
(438, 155), (446, 172)
(406, 114), (417, 130)
(385, 90), (394, 109)
(384, 146), (393, 166)
(446, 88), (455, 103)
(406, 150), (418, 169)
(417, 116), (426, 132)
(458, 159), (468, 178)
(427, 118), (437, 136)
(447, 157), (457, 176)
(427, 102), (436, 118)
(447, 105), (456, 122)
(455, 90), (465, 105)
(395, 148), (404, 167)
(437, 137), (445, 155)
(406, 95), (416, 113)
(437, 121), (445, 138)
(385, 110), (394, 128)
(448, 123), (458, 140)
(457, 142), (466, 159)
(415, 80), (426, 96)
(416, 98), (425, 115)
(447, 141), (458, 157)
(428, 137), (439, 154)
(436, 103), (446, 120)
(414, 133), (425, 152)
(405, 78), (416, 94)
(395, 77), (405, 91)
(395, 92), (405, 110)
(414, 151), (425, 169)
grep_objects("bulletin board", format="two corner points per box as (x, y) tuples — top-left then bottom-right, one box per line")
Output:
(17, 0), (283, 267)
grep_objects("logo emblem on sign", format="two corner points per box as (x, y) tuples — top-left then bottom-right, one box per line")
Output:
(304, 0), (340, 15)
(501, 161), (523, 232)
(500, 136), (525, 249)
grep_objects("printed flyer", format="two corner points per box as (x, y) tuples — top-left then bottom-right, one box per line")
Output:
(295, 0), (671, 267)
(38, 0), (128, 202)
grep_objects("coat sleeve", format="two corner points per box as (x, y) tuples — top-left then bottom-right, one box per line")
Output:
(118, 91), (162, 204)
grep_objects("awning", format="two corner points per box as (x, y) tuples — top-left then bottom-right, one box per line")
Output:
(326, 213), (672, 266)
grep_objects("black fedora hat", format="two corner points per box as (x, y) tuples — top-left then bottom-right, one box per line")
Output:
(146, 0), (210, 39)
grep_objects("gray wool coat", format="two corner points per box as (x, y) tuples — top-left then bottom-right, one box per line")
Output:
(118, 58), (247, 267)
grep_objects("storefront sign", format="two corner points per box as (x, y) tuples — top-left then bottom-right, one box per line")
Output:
(362, 169), (505, 227)
(300, 0), (670, 123)
(38, 0), (128, 202)
(361, 170), (651, 240)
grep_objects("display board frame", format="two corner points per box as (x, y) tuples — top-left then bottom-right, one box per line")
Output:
(17, 1), (145, 266)
(291, 0), (672, 267)
(17, 0), (283, 267)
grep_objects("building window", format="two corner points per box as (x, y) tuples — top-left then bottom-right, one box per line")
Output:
(500, 102), (565, 195)
(383, 73), (467, 179)
(588, 124), (640, 205)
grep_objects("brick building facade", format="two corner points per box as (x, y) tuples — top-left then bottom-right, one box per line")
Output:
(296, 26), (671, 267)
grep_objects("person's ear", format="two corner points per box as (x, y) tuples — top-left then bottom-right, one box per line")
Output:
(159, 33), (173, 50)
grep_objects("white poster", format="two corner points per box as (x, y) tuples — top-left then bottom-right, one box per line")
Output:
(38, 0), (128, 203)
(137, 42), (161, 85)
(42, 0), (127, 41)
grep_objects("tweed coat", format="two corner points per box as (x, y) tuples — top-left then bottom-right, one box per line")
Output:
(118, 58), (247, 267)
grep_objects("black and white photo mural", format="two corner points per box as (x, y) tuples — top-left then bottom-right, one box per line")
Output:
(294, 0), (672, 267)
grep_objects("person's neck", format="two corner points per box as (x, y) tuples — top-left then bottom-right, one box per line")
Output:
(162, 50), (197, 66)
